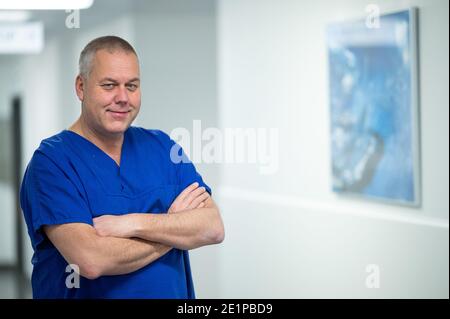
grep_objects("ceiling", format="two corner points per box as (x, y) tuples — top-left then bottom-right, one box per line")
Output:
(8, 0), (136, 36)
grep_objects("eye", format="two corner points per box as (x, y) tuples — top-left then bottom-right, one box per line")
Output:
(126, 83), (138, 92)
(101, 83), (115, 90)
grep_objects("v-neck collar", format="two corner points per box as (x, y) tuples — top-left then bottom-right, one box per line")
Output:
(63, 129), (128, 170)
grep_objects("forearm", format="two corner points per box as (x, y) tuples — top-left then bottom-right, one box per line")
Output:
(94, 236), (172, 277)
(128, 207), (224, 250)
(92, 190), (225, 252)
(44, 223), (172, 280)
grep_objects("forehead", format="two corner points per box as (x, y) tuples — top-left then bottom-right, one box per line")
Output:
(91, 49), (140, 80)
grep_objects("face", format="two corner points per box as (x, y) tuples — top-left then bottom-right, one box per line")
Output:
(76, 49), (141, 136)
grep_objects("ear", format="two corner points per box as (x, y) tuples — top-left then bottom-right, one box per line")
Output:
(75, 75), (85, 101)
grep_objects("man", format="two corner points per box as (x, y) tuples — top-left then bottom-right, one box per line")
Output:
(20, 36), (224, 299)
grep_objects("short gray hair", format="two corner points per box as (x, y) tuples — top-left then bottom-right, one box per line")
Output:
(78, 36), (138, 79)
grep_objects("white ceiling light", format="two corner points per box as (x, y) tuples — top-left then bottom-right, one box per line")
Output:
(0, 0), (94, 10)
(0, 10), (31, 22)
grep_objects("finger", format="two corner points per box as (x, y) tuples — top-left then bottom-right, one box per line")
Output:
(184, 186), (206, 206)
(176, 182), (199, 201)
(197, 202), (205, 208)
(188, 191), (210, 209)
(168, 183), (201, 213)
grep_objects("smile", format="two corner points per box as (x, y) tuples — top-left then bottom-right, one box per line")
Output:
(107, 110), (131, 119)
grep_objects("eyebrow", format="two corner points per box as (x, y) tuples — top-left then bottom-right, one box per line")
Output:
(99, 77), (140, 84)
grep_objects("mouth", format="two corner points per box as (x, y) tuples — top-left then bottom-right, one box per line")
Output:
(107, 110), (130, 114)
(106, 109), (131, 120)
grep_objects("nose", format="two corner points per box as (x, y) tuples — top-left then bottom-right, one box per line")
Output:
(114, 85), (129, 105)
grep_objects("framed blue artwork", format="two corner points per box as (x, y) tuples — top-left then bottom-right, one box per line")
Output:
(326, 8), (421, 206)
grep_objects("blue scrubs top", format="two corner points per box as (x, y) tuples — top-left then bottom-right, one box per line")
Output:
(20, 127), (211, 299)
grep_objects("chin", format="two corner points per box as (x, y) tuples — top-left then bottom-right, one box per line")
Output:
(104, 122), (131, 135)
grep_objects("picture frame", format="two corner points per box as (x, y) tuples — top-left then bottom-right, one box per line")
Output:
(326, 8), (421, 206)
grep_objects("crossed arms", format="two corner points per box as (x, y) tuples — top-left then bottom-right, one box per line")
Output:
(44, 183), (224, 279)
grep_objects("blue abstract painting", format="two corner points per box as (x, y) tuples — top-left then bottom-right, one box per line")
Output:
(327, 9), (420, 205)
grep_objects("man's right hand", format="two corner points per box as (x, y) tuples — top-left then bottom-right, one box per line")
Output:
(168, 182), (210, 213)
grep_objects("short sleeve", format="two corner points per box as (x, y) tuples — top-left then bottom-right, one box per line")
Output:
(175, 148), (212, 196)
(20, 152), (93, 249)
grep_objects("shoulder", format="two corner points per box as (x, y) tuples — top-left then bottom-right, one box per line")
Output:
(128, 126), (175, 149)
(28, 131), (72, 171)
(37, 131), (68, 153)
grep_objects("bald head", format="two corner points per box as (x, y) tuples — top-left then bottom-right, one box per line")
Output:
(79, 36), (138, 79)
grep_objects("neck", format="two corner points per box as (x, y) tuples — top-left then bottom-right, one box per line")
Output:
(69, 116), (124, 165)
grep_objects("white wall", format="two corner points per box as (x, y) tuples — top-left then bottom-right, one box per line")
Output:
(217, 0), (449, 298)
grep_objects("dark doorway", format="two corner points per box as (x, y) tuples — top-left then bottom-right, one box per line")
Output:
(12, 96), (25, 277)
(0, 95), (27, 298)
